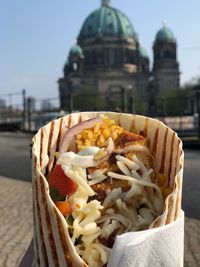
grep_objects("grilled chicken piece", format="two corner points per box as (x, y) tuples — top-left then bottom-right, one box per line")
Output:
(87, 160), (110, 175)
(90, 179), (130, 203)
(87, 152), (119, 176)
(115, 130), (146, 148)
(116, 131), (153, 169)
(88, 131), (152, 203)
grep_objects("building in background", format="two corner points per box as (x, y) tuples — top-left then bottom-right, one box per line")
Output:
(0, 99), (6, 108)
(58, 0), (180, 112)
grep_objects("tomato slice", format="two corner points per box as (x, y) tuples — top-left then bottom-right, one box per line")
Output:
(48, 164), (78, 197)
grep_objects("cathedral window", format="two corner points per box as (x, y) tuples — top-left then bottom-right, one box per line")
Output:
(97, 49), (103, 64)
(125, 49), (134, 64)
(117, 48), (122, 65)
(92, 50), (97, 64)
(105, 49), (109, 65)
(72, 62), (78, 71)
(109, 48), (115, 65)
(164, 50), (172, 59)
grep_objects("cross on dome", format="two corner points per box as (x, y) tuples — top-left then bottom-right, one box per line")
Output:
(102, 0), (111, 6)
(162, 19), (167, 27)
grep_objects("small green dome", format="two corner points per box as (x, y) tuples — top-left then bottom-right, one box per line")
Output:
(69, 43), (84, 58)
(156, 26), (174, 42)
(78, 3), (136, 41)
(139, 46), (148, 58)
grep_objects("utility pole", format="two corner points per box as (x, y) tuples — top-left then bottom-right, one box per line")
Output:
(22, 89), (26, 131)
(196, 91), (200, 138)
(27, 97), (31, 131)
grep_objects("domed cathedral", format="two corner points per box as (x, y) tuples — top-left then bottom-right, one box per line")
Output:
(153, 23), (180, 92)
(58, 0), (179, 112)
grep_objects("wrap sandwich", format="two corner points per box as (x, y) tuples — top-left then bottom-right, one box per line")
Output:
(32, 112), (184, 267)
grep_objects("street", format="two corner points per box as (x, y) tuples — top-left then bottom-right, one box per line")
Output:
(0, 132), (200, 219)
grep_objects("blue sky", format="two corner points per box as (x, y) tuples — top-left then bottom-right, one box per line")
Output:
(0, 0), (200, 103)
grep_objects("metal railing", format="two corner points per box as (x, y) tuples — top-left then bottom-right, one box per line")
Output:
(0, 90), (199, 137)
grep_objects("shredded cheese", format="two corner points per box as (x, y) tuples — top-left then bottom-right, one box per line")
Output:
(115, 144), (151, 155)
(88, 174), (108, 186)
(116, 199), (139, 227)
(57, 123), (165, 267)
(103, 188), (122, 208)
(107, 172), (163, 201)
(138, 208), (154, 224)
(88, 169), (108, 186)
(66, 163), (106, 266)
(117, 161), (132, 176)
(59, 151), (96, 168)
(67, 170), (95, 196)
(97, 214), (130, 228)
(132, 154), (148, 174)
(88, 169), (106, 179)
(115, 155), (139, 170)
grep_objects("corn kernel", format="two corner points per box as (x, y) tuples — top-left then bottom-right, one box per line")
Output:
(76, 134), (82, 139)
(88, 132), (93, 139)
(94, 123), (100, 133)
(85, 139), (91, 146)
(106, 120), (115, 127)
(100, 135), (105, 144)
(76, 140), (82, 145)
(103, 129), (110, 139)
(112, 132), (118, 140)
(97, 140), (102, 147)
(75, 116), (125, 151)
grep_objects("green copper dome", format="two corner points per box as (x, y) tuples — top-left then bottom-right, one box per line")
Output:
(139, 46), (148, 58)
(69, 43), (84, 58)
(78, 2), (136, 40)
(156, 26), (174, 42)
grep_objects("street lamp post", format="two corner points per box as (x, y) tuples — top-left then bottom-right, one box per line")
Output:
(196, 91), (200, 138)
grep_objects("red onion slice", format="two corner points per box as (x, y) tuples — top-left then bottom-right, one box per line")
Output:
(59, 118), (102, 154)
(68, 136), (77, 153)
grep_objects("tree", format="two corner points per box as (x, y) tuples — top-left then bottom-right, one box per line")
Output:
(73, 85), (106, 111)
(156, 88), (189, 116)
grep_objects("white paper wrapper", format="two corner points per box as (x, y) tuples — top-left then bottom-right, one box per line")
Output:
(108, 210), (184, 267)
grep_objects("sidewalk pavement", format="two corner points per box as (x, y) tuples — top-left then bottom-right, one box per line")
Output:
(0, 176), (199, 267)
